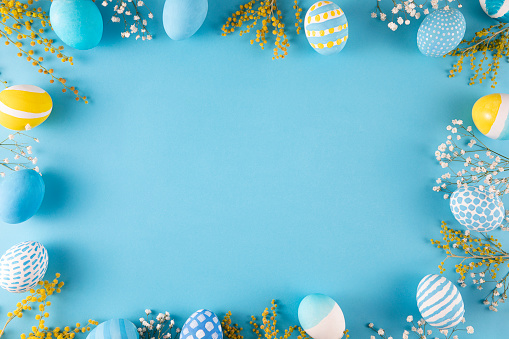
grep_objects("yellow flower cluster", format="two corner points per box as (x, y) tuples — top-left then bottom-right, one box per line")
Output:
(221, 0), (303, 60)
(0, 0), (87, 103)
(431, 221), (509, 280)
(0, 273), (98, 339)
(221, 311), (243, 339)
(448, 23), (509, 89)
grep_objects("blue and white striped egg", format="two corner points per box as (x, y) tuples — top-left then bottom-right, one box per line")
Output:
(0, 241), (48, 293)
(480, 0), (509, 22)
(304, 1), (348, 55)
(181, 310), (223, 339)
(450, 186), (504, 232)
(298, 294), (346, 339)
(87, 319), (139, 339)
(417, 274), (464, 329)
(417, 9), (466, 57)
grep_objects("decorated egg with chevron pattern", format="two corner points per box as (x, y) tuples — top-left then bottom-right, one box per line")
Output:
(417, 8), (466, 57)
(298, 294), (346, 339)
(480, 0), (509, 22)
(181, 310), (223, 339)
(0, 241), (48, 293)
(304, 1), (348, 55)
(417, 274), (465, 329)
(86, 319), (139, 339)
(450, 186), (504, 232)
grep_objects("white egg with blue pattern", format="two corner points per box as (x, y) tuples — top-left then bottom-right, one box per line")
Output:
(480, 0), (509, 22)
(417, 9), (466, 57)
(181, 309), (223, 339)
(0, 241), (48, 293)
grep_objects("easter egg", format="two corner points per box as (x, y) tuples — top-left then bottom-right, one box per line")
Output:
(480, 0), (509, 22)
(298, 294), (345, 339)
(50, 0), (103, 50)
(181, 310), (223, 339)
(163, 0), (208, 40)
(472, 93), (509, 140)
(450, 186), (504, 232)
(0, 85), (52, 131)
(304, 1), (348, 55)
(416, 274), (465, 329)
(87, 319), (139, 339)
(0, 241), (48, 293)
(417, 9), (466, 57)
(0, 169), (45, 224)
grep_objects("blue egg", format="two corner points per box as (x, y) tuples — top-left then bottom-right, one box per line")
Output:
(450, 186), (504, 232)
(417, 9), (466, 57)
(50, 0), (103, 50)
(480, 0), (509, 22)
(304, 1), (348, 56)
(181, 310), (222, 339)
(87, 319), (139, 339)
(417, 274), (464, 329)
(163, 0), (208, 40)
(0, 170), (45, 224)
(298, 294), (345, 339)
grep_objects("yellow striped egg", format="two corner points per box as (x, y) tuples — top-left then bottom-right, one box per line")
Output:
(304, 1), (348, 55)
(0, 85), (52, 131)
(472, 93), (509, 140)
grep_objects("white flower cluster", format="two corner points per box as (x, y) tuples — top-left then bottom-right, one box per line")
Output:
(138, 309), (179, 339)
(371, 0), (462, 31)
(369, 315), (473, 339)
(433, 119), (509, 205)
(477, 270), (509, 312)
(102, 0), (154, 40)
(0, 129), (40, 177)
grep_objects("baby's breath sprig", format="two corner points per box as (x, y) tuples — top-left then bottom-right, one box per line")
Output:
(98, 0), (154, 40)
(433, 119), (509, 200)
(368, 315), (474, 339)
(448, 23), (509, 88)
(0, 273), (98, 339)
(221, 0), (303, 60)
(0, 0), (87, 103)
(137, 309), (180, 339)
(431, 221), (509, 311)
(0, 129), (40, 175)
(371, 0), (462, 31)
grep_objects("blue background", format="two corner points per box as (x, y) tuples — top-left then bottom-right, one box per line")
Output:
(1, 0), (509, 338)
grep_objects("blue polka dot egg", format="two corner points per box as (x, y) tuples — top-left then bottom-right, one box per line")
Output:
(480, 0), (509, 22)
(181, 310), (223, 339)
(450, 186), (504, 232)
(304, 1), (348, 55)
(417, 8), (466, 57)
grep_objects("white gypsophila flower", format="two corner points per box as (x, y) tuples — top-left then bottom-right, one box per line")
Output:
(368, 323), (374, 328)
(397, 16), (404, 24)
(8, 134), (13, 140)
(371, 12), (377, 18)
(406, 315), (413, 322)
(466, 326), (474, 334)
(378, 329), (385, 335)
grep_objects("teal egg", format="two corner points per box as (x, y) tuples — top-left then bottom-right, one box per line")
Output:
(298, 294), (345, 339)
(87, 319), (139, 339)
(50, 0), (103, 50)
(163, 0), (208, 40)
(0, 170), (45, 224)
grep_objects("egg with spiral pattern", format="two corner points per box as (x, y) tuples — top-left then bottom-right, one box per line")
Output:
(304, 1), (348, 55)
(417, 8), (466, 57)
(480, 0), (509, 22)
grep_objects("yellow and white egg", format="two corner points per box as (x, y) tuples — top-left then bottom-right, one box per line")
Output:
(472, 93), (509, 140)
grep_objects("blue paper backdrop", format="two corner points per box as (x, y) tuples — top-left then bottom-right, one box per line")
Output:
(1, 0), (509, 337)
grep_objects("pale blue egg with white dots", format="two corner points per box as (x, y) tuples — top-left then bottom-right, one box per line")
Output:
(417, 9), (466, 57)
(181, 310), (223, 339)
(480, 0), (509, 22)
(450, 186), (504, 232)
(298, 294), (345, 339)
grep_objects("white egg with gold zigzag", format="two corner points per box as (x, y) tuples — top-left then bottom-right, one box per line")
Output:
(0, 85), (52, 131)
(304, 1), (348, 56)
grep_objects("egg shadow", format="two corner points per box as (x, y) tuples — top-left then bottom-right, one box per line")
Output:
(36, 171), (73, 220)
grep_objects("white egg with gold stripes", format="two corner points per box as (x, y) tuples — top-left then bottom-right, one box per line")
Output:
(0, 85), (52, 131)
(304, 1), (348, 55)
(416, 274), (465, 329)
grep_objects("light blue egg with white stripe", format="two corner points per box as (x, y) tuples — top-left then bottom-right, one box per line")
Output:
(304, 1), (348, 55)
(87, 319), (139, 339)
(480, 0), (509, 22)
(416, 275), (465, 329)
(417, 9), (466, 57)
(298, 294), (345, 339)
